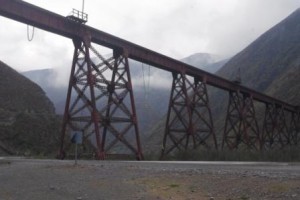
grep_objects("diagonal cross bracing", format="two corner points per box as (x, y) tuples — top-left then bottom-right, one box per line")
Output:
(262, 103), (290, 149)
(161, 73), (216, 158)
(60, 39), (143, 159)
(0, 0), (299, 158)
(222, 91), (261, 150)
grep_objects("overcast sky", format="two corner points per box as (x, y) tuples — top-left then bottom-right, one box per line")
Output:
(0, 0), (299, 72)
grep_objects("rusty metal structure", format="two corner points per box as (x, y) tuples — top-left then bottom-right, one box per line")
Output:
(161, 74), (217, 156)
(0, 0), (299, 159)
(60, 38), (143, 159)
(222, 91), (261, 150)
(290, 109), (300, 145)
(262, 104), (290, 149)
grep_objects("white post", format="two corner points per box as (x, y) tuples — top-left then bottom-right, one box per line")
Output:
(82, 0), (85, 13)
(75, 142), (78, 165)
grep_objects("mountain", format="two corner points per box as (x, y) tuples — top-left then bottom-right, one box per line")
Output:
(22, 53), (226, 140)
(181, 53), (227, 73)
(145, 8), (300, 155)
(22, 69), (67, 114)
(22, 53), (227, 113)
(0, 61), (60, 156)
(217, 8), (300, 105)
(205, 59), (230, 74)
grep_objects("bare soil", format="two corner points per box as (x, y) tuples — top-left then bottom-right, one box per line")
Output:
(0, 158), (299, 200)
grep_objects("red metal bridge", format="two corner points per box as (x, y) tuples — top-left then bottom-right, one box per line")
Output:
(0, 0), (299, 160)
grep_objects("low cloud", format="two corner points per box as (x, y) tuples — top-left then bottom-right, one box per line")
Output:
(0, 0), (298, 74)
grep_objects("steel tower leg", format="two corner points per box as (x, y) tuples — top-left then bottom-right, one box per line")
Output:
(262, 104), (289, 149)
(60, 38), (143, 160)
(290, 110), (300, 145)
(100, 50), (143, 160)
(161, 73), (216, 158)
(60, 38), (102, 159)
(222, 91), (260, 150)
(192, 78), (217, 150)
(161, 72), (193, 157)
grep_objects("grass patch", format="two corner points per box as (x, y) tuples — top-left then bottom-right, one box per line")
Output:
(239, 195), (250, 200)
(131, 176), (207, 199)
(268, 183), (290, 193)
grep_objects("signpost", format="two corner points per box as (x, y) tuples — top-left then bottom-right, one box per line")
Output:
(71, 132), (82, 165)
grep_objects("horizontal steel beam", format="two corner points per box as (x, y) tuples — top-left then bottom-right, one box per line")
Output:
(0, 0), (297, 112)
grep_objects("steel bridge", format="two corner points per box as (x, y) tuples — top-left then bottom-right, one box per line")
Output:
(0, 0), (299, 160)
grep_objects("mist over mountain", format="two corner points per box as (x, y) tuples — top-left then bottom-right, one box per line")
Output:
(22, 69), (67, 114)
(145, 8), (300, 154)
(3, 5), (299, 157)
(181, 53), (227, 73)
(19, 6), (300, 156)
(217, 8), (300, 105)
(22, 53), (227, 140)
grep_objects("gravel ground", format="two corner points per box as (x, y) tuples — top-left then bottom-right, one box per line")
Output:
(0, 158), (299, 200)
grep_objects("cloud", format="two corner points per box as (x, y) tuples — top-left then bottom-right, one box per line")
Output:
(0, 0), (299, 74)
(130, 62), (172, 90)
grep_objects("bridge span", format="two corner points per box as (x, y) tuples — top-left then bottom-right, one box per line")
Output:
(0, 0), (299, 159)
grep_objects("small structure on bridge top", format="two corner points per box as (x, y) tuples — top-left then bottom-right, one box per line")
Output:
(66, 9), (88, 24)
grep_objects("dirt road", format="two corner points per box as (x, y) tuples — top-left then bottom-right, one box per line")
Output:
(0, 158), (299, 200)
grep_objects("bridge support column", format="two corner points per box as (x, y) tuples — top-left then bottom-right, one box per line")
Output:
(100, 49), (143, 160)
(60, 38), (142, 160)
(161, 73), (216, 158)
(222, 91), (260, 150)
(262, 103), (289, 149)
(289, 110), (300, 146)
(192, 78), (217, 150)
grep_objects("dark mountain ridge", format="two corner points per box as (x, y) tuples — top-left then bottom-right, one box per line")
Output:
(217, 8), (300, 105)
(0, 61), (59, 155)
(180, 53), (225, 73)
(145, 8), (300, 155)
(0, 62), (55, 113)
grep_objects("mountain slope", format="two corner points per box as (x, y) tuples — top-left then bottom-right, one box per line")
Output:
(22, 53), (227, 143)
(22, 69), (67, 114)
(265, 64), (299, 105)
(181, 53), (227, 73)
(0, 61), (59, 156)
(216, 8), (300, 105)
(145, 8), (300, 155)
(0, 64), (55, 113)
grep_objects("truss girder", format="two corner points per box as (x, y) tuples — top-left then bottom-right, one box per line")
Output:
(290, 110), (300, 145)
(262, 103), (290, 149)
(60, 39), (142, 160)
(161, 73), (216, 158)
(222, 91), (261, 150)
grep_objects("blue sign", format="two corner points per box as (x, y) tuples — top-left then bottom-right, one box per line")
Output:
(71, 132), (82, 144)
